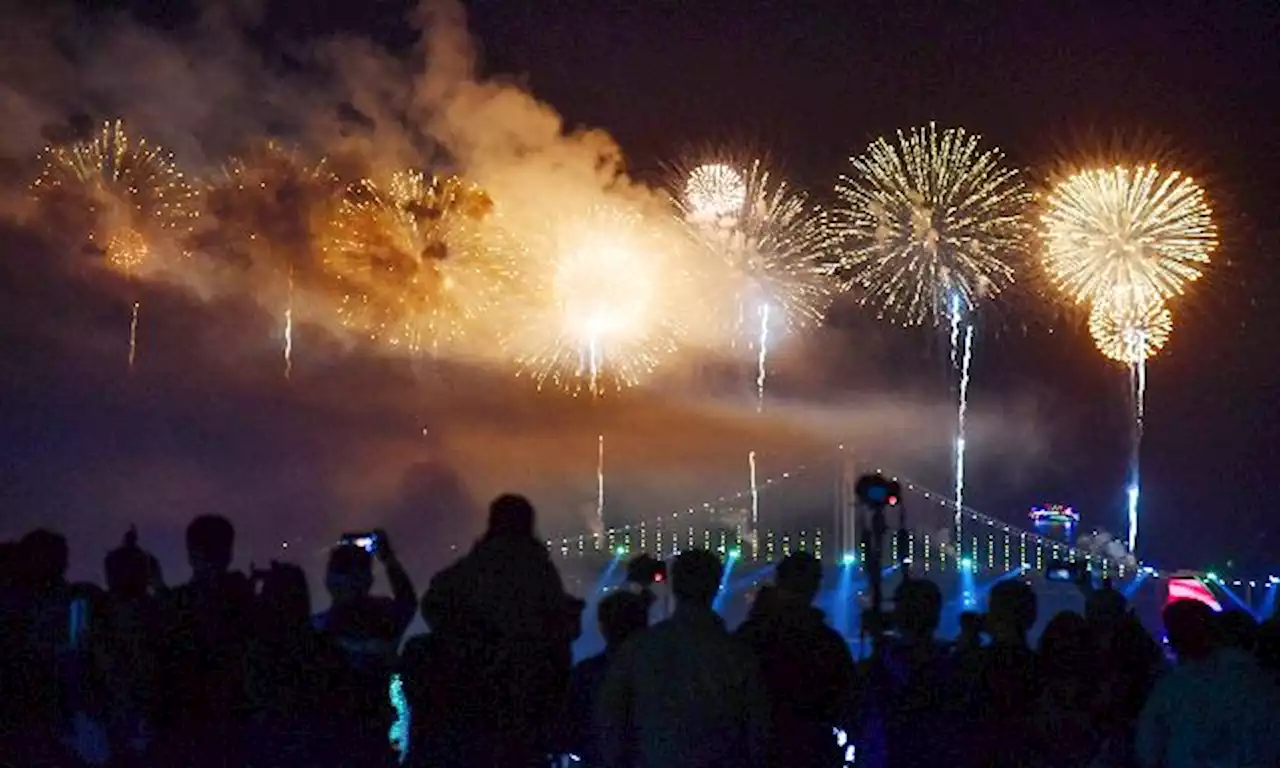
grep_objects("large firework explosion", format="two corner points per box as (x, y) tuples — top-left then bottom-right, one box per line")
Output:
(830, 123), (1031, 326)
(31, 119), (199, 275)
(1041, 164), (1215, 558)
(319, 171), (517, 355)
(1041, 165), (1217, 309)
(512, 203), (694, 396)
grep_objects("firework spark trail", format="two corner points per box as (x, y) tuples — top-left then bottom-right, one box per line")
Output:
(596, 433), (605, 536)
(949, 295), (961, 368)
(587, 332), (607, 536)
(954, 323), (974, 549)
(1127, 342), (1148, 554)
(283, 267), (295, 379)
(128, 302), (140, 371)
(1084, 291), (1172, 556)
(755, 303), (770, 412)
(749, 449), (760, 531)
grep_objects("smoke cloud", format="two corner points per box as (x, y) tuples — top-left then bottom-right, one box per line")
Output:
(0, 0), (1047, 584)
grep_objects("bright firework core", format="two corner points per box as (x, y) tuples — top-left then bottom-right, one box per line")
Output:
(683, 163), (748, 220)
(1041, 165), (1216, 307)
(515, 204), (688, 396)
(556, 233), (654, 348)
(1089, 292), (1173, 364)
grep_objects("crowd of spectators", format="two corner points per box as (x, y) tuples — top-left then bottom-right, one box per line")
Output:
(3, 493), (1279, 767)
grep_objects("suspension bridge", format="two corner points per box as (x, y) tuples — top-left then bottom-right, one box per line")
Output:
(544, 448), (1278, 641)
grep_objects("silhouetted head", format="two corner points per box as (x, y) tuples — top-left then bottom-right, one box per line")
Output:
(598, 590), (650, 648)
(259, 561), (311, 629)
(20, 529), (68, 588)
(186, 515), (235, 579)
(1039, 611), (1091, 672)
(671, 549), (723, 608)
(987, 579), (1037, 644)
(1086, 585), (1128, 629)
(775, 552), (823, 603)
(325, 544), (374, 604)
(486, 494), (536, 540)
(959, 611), (983, 639)
(1215, 609), (1259, 652)
(894, 578), (943, 639)
(1164, 599), (1215, 661)
(104, 528), (152, 599)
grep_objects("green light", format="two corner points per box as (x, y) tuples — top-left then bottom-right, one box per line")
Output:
(614, 546), (628, 556)
(728, 548), (741, 559)
(841, 553), (857, 566)
(1206, 571), (1218, 582)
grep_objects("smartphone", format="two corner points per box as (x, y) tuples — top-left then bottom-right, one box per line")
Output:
(1045, 567), (1074, 582)
(340, 531), (379, 553)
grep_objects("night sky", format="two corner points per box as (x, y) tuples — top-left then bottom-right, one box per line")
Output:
(1, 0), (1277, 586)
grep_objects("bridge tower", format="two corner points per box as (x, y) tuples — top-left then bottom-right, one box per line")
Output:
(833, 446), (859, 560)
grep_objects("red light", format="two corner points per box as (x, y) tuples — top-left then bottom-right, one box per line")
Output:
(653, 573), (664, 583)
(888, 495), (899, 506)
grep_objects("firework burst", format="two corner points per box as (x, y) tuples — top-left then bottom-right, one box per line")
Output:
(513, 204), (690, 396)
(683, 163), (749, 220)
(209, 141), (338, 260)
(32, 119), (198, 275)
(207, 142), (340, 377)
(1088, 291), (1173, 365)
(1041, 165), (1216, 308)
(678, 159), (835, 335)
(319, 171), (516, 354)
(831, 123), (1031, 326)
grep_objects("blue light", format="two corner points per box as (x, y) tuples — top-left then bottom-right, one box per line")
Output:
(841, 552), (857, 566)
(960, 557), (974, 572)
(727, 548), (741, 559)
(613, 546), (628, 556)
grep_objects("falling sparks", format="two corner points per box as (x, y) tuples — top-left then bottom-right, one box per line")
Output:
(320, 171), (514, 354)
(1041, 165), (1216, 308)
(748, 449), (760, 531)
(283, 269), (295, 380)
(830, 123), (1031, 326)
(755, 303), (770, 412)
(954, 323), (974, 535)
(596, 433), (606, 534)
(128, 302), (140, 371)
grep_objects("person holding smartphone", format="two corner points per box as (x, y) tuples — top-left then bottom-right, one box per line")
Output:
(312, 528), (417, 766)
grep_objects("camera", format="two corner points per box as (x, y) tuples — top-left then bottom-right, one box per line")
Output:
(855, 474), (902, 508)
(339, 531), (379, 554)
